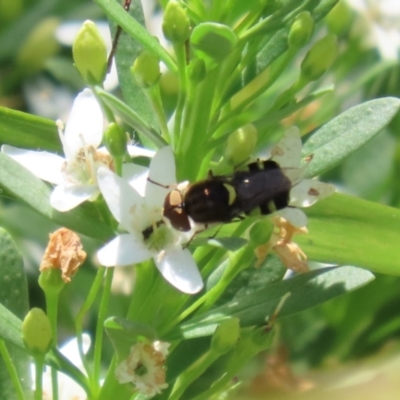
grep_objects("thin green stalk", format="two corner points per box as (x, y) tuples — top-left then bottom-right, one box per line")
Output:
(146, 84), (170, 143)
(34, 356), (45, 400)
(173, 43), (188, 147)
(75, 267), (106, 381)
(44, 290), (59, 400)
(93, 267), (114, 395)
(211, 48), (296, 135)
(0, 339), (25, 400)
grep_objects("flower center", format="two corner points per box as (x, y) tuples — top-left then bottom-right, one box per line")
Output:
(62, 146), (114, 185)
(143, 221), (174, 252)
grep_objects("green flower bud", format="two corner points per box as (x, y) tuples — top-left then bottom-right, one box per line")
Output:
(72, 20), (107, 86)
(38, 269), (65, 297)
(249, 219), (274, 248)
(22, 308), (52, 357)
(288, 11), (314, 49)
(17, 18), (60, 76)
(131, 50), (160, 88)
(162, 0), (190, 44)
(300, 34), (338, 82)
(187, 58), (206, 83)
(211, 318), (240, 355)
(224, 124), (258, 166)
(104, 123), (128, 158)
(326, 2), (352, 36)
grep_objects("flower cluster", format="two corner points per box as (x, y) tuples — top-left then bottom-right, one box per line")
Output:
(115, 340), (170, 398)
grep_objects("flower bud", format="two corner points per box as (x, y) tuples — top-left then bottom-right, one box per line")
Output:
(211, 318), (240, 355)
(224, 124), (258, 166)
(187, 58), (206, 83)
(131, 50), (160, 88)
(72, 20), (107, 86)
(288, 12), (314, 49)
(17, 18), (60, 76)
(300, 34), (338, 82)
(22, 308), (52, 357)
(162, 0), (190, 44)
(104, 123), (128, 158)
(326, 2), (352, 36)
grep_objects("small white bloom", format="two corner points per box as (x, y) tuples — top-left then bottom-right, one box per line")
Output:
(270, 126), (336, 228)
(2, 89), (153, 212)
(115, 340), (170, 398)
(347, 0), (400, 60)
(31, 334), (91, 400)
(96, 147), (203, 294)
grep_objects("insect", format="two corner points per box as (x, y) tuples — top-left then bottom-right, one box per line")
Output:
(162, 158), (293, 232)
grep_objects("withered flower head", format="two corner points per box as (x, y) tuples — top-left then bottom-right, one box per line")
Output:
(255, 216), (309, 273)
(40, 228), (86, 282)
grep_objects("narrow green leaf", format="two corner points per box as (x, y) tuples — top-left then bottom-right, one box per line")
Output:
(0, 153), (113, 241)
(106, 0), (160, 134)
(0, 229), (29, 320)
(166, 266), (373, 340)
(95, 87), (167, 148)
(299, 193), (400, 276)
(0, 304), (24, 351)
(303, 97), (400, 177)
(94, 0), (176, 72)
(0, 106), (61, 152)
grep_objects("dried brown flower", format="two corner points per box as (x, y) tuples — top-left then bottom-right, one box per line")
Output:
(40, 228), (86, 282)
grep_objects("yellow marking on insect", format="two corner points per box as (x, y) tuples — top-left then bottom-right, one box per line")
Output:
(223, 183), (236, 205)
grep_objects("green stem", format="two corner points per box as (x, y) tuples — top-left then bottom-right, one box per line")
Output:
(34, 356), (45, 400)
(0, 339), (25, 400)
(75, 267), (106, 383)
(146, 84), (170, 143)
(44, 290), (59, 400)
(169, 350), (219, 400)
(93, 267), (114, 395)
(173, 42), (188, 147)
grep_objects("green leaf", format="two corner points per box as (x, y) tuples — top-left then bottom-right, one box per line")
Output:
(0, 304), (24, 351)
(0, 302), (31, 398)
(95, 87), (167, 148)
(0, 229), (29, 320)
(166, 266), (373, 340)
(94, 0), (176, 72)
(303, 97), (400, 177)
(105, 0), (160, 135)
(0, 153), (113, 241)
(0, 106), (61, 152)
(299, 193), (400, 275)
(191, 236), (247, 251)
(105, 317), (158, 360)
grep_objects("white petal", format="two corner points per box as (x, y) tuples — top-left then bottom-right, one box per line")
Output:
(60, 334), (91, 368)
(64, 89), (103, 156)
(97, 168), (149, 233)
(127, 144), (155, 158)
(2, 145), (65, 184)
(271, 126), (302, 169)
(290, 179), (336, 208)
(278, 207), (308, 228)
(50, 184), (98, 211)
(155, 248), (203, 294)
(97, 234), (152, 266)
(146, 146), (176, 208)
(122, 163), (149, 197)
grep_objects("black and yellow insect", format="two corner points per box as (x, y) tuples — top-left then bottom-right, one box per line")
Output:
(163, 159), (292, 232)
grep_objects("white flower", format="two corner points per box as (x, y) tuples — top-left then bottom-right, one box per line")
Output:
(31, 334), (91, 400)
(347, 0), (400, 60)
(115, 340), (170, 398)
(269, 126), (336, 228)
(96, 146), (203, 294)
(2, 89), (153, 212)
